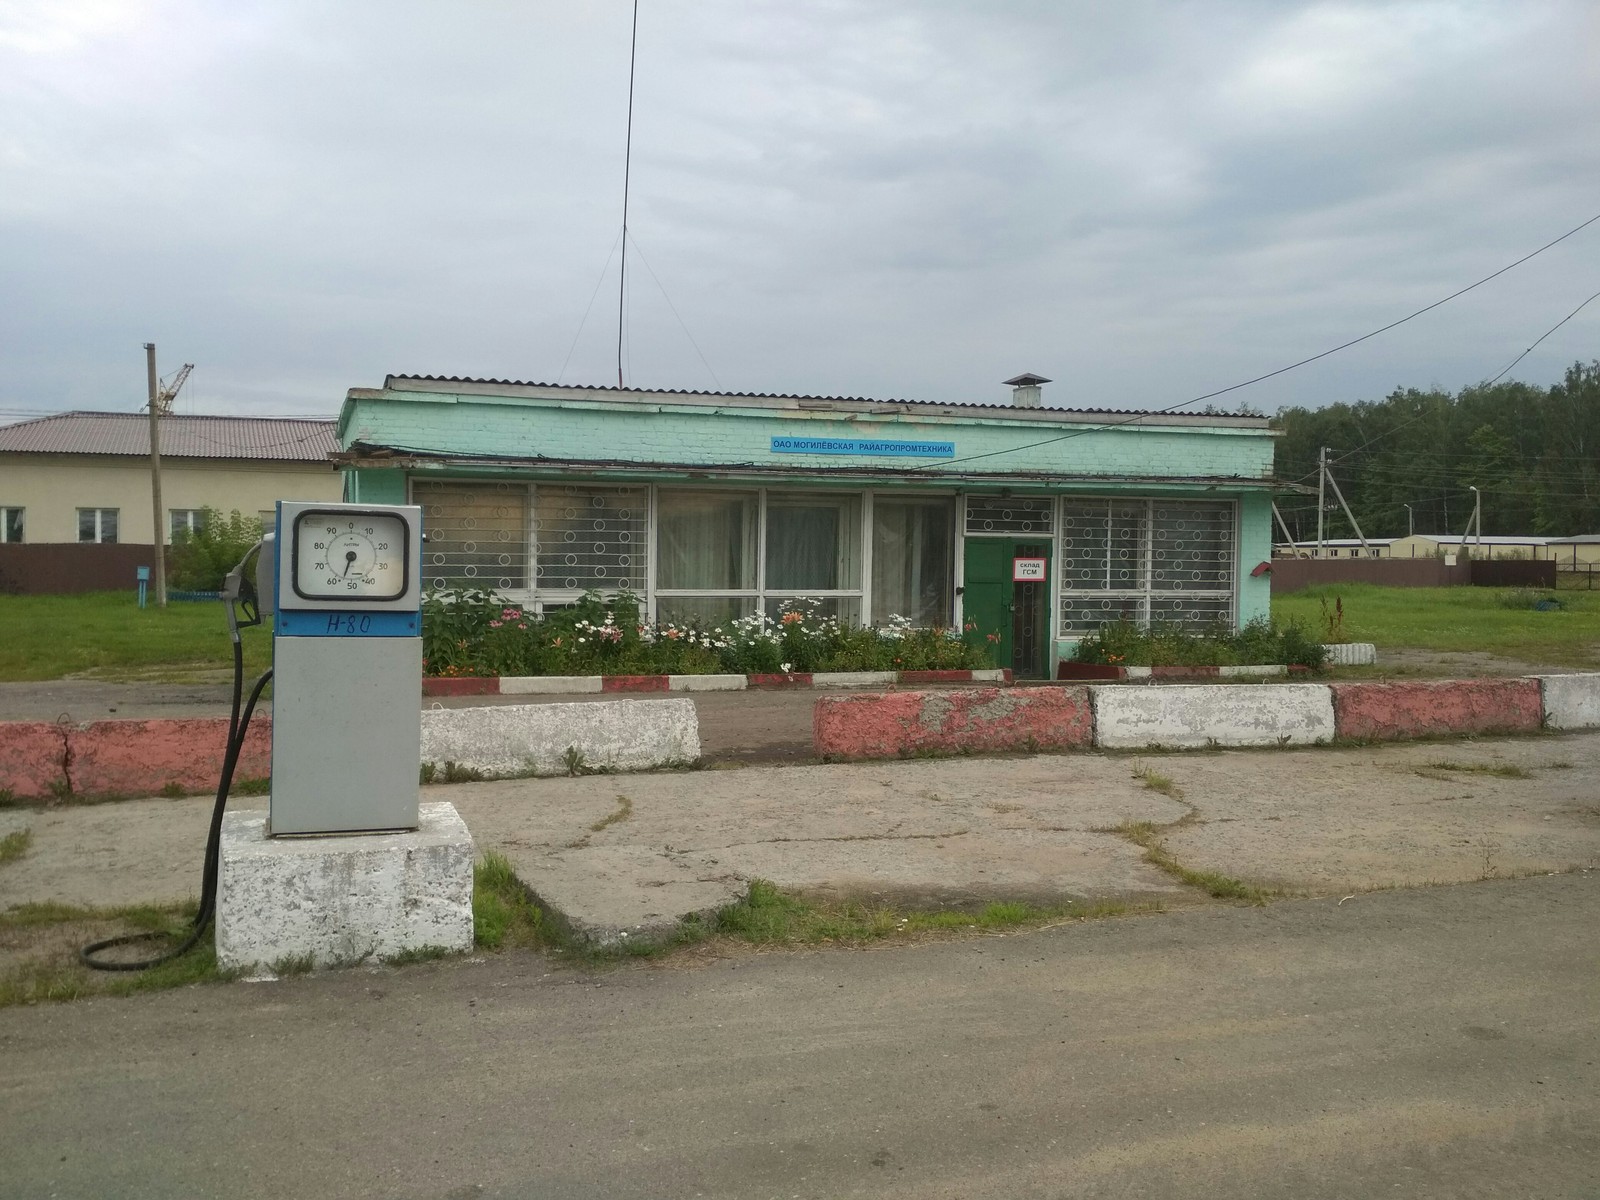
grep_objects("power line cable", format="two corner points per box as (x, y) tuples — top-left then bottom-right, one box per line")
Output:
(558, 228), (624, 384)
(1485, 287), (1600, 386)
(625, 230), (723, 392)
(936, 209), (1600, 470)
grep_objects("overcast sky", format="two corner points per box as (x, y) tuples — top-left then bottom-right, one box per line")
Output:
(1, 1), (1596, 421)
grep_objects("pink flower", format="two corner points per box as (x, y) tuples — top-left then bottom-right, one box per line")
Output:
(489, 620), (502, 629)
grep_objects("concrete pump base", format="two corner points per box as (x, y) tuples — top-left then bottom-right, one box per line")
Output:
(216, 801), (474, 973)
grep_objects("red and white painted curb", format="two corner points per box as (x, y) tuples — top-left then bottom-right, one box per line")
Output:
(4, 672), (1599, 798)
(422, 668), (1013, 697)
(1053, 663), (1301, 682)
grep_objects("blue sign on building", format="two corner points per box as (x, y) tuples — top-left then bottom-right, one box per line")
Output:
(771, 436), (955, 458)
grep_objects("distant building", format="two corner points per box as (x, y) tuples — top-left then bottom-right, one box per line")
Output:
(1542, 535), (1600, 566)
(1273, 534), (1600, 563)
(0, 411), (339, 593)
(1386, 534), (1556, 561)
(1274, 537), (1395, 559)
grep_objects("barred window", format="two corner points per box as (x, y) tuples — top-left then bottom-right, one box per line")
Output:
(533, 484), (647, 594)
(1058, 499), (1234, 635)
(965, 495), (1053, 536)
(416, 481), (530, 591)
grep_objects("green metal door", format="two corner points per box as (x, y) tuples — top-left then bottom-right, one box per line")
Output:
(962, 539), (1051, 678)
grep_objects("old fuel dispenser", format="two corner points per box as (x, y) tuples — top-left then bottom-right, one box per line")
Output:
(264, 500), (424, 834)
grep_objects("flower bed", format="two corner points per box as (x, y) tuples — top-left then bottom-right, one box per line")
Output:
(1068, 617), (1326, 670)
(421, 588), (996, 679)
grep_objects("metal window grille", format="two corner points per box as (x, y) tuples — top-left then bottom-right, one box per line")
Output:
(1058, 499), (1234, 635)
(964, 495), (1054, 536)
(532, 484), (647, 594)
(415, 480), (530, 591)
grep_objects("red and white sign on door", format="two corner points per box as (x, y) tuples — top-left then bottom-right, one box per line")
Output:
(1012, 557), (1046, 582)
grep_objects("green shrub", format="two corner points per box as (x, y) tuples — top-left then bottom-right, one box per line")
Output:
(168, 508), (265, 592)
(1071, 616), (1326, 669)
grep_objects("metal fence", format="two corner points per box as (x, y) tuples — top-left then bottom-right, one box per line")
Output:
(1270, 556), (1556, 593)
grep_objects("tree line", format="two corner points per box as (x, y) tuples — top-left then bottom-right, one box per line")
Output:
(1271, 360), (1600, 542)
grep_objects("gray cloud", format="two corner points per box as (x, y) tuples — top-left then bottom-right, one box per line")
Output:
(0, 0), (1595, 420)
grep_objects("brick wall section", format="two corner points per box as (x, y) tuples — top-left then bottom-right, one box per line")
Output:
(1330, 680), (1544, 741)
(0, 722), (70, 800)
(66, 718), (273, 797)
(814, 686), (1094, 760)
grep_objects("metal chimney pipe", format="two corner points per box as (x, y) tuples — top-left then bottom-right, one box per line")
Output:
(1003, 372), (1051, 408)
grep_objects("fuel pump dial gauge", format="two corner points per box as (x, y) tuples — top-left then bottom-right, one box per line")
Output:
(291, 509), (410, 601)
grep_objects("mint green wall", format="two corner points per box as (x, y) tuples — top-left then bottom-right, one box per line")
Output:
(340, 388), (1275, 483)
(347, 468), (407, 505)
(1238, 491), (1273, 626)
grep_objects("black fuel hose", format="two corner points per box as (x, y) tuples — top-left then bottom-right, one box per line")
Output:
(80, 641), (272, 972)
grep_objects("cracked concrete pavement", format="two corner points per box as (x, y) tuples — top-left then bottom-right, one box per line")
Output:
(4, 731), (1599, 943)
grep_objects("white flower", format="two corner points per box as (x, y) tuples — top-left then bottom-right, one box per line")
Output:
(781, 662), (793, 673)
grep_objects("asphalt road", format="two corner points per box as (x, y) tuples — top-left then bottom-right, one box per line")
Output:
(3, 872), (1597, 1200)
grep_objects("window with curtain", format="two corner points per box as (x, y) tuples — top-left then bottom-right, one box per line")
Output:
(657, 490), (757, 591)
(764, 493), (861, 592)
(871, 496), (954, 626)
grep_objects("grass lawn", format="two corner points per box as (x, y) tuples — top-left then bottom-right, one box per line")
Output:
(0, 591), (272, 683)
(1272, 584), (1600, 668)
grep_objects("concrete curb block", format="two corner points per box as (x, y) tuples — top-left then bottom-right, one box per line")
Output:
(425, 668), (1012, 697)
(420, 699), (701, 777)
(1331, 679), (1543, 741)
(0, 722), (70, 800)
(1091, 683), (1336, 749)
(65, 718), (274, 798)
(1533, 673), (1600, 731)
(814, 687), (1094, 760)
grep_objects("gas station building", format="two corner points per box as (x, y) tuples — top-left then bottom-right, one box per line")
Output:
(335, 374), (1278, 678)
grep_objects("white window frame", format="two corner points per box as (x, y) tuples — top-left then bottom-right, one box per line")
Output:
(170, 509), (206, 540)
(652, 483), (870, 625)
(866, 488), (959, 628)
(0, 506), (22, 544)
(77, 507), (119, 544)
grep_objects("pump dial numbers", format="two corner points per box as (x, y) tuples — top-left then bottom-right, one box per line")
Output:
(293, 511), (409, 601)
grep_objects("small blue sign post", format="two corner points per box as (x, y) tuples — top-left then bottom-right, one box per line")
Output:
(136, 565), (151, 609)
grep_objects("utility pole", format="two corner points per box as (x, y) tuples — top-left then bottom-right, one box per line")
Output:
(144, 343), (167, 608)
(1316, 446), (1327, 558)
(1471, 485), (1482, 558)
(1403, 503), (1414, 537)
(1324, 467), (1372, 554)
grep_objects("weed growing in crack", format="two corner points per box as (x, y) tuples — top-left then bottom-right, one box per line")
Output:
(1112, 821), (1272, 904)
(1417, 760), (1533, 780)
(1131, 762), (1183, 799)
(270, 951), (317, 978)
(0, 827), (32, 865)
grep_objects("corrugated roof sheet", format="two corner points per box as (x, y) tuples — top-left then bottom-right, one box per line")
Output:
(382, 374), (1266, 422)
(0, 411), (339, 462)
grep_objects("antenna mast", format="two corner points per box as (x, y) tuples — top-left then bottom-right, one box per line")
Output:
(616, 0), (639, 388)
